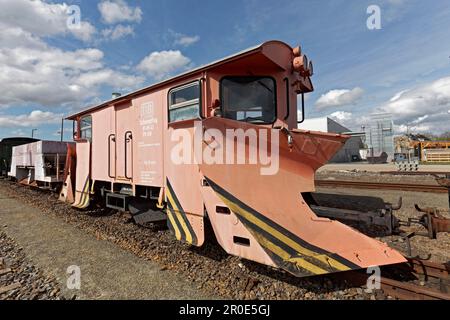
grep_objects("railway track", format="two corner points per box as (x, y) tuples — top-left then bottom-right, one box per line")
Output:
(315, 180), (448, 193)
(406, 258), (449, 280)
(379, 276), (449, 300)
(380, 171), (450, 176)
(340, 259), (450, 300)
(381, 259), (450, 300)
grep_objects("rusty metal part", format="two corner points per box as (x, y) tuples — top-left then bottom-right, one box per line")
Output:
(435, 177), (450, 187)
(311, 204), (400, 235)
(391, 197), (403, 210)
(315, 179), (448, 193)
(413, 205), (450, 239)
(396, 205), (450, 258)
(406, 258), (450, 280)
(398, 232), (432, 260)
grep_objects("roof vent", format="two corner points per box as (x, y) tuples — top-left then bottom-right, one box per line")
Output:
(112, 92), (121, 99)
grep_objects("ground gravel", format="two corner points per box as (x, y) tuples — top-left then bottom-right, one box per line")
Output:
(0, 179), (382, 300)
(0, 231), (66, 300)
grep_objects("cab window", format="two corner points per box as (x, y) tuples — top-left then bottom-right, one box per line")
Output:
(169, 81), (201, 122)
(80, 115), (92, 141)
(221, 77), (276, 124)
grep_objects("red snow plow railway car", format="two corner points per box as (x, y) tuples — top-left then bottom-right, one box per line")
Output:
(65, 40), (406, 278)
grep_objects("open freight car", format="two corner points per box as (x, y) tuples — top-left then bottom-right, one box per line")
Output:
(65, 40), (406, 277)
(0, 137), (39, 177)
(8, 140), (74, 190)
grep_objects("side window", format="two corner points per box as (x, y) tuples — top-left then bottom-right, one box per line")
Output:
(80, 115), (92, 141)
(169, 81), (200, 122)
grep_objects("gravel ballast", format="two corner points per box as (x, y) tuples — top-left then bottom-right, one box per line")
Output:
(0, 231), (64, 300)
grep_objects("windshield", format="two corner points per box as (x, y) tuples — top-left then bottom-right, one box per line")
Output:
(221, 77), (276, 124)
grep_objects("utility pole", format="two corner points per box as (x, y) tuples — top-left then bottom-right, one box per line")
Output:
(60, 118), (64, 142)
(31, 129), (37, 138)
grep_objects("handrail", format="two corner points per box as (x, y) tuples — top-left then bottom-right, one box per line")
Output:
(298, 93), (305, 124)
(124, 131), (133, 180)
(200, 77), (206, 119)
(108, 134), (115, 179)
(283, 78), (290, 120)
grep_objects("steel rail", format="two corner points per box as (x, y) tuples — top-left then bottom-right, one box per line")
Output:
(337, 259), (449, 300)
(315, 180), (448, 193)
(380, 171), (450, 176)
(379, 276), (450, 300)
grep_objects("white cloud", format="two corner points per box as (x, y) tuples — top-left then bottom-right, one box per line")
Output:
(329, 111), (352, 122)
(0, 23), (46, 49)
(0, 0), (147, 138)
(70, 21), (98, 42)
(98, 0), (142, 25)
(389, 89), (409, 102)
(378, 76), (450, 134)
(175, 35), (200, 47)
(0, 21), (143, 108)
(386, 0), (406, 5)
(10, 129), (26, 137)
(76, 69), (143, 89)
(101, 25), (135, 40)
(395, 123), (431, 134)
(0, 46), (103, 106)
(315, 87), (364, 109)
(380, 77), (450, 121)
(0, 110), (62, 127)
(0, 0), (96, 42)
(137, 50), (191, 80)
(411, 114), (429, 124)
(169, 30), (200, 47)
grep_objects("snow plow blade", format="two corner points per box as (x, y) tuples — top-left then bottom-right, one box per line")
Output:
(199, 118), (406, 277)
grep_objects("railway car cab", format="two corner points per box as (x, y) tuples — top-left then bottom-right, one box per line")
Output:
(66, 41), (406, 278)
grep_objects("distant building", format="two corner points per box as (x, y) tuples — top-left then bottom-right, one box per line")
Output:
(364, 113), (395, 162)
(298, 117), (364, 163)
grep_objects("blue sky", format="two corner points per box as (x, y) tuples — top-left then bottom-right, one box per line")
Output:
(1, 0), (450, 140)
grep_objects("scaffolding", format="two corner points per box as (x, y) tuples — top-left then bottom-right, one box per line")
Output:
(365, 113), (395, 162)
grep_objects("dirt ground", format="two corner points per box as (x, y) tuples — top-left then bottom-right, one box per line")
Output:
(0, 180), (382, 300)
(0, 190), (215, 300)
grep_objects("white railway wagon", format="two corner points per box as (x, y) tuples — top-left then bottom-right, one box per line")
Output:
(8, 141), (73, 189)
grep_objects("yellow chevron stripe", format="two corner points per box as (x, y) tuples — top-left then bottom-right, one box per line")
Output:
(218, 194), (351, 272)
(253, 230), (328, 275)
(90, 180), (95, 194)
(167, 209), (182, 240)
(75, 178), (90, 209)
(80, 179), (90, 209)
(73, 177), (88, 208)
(73, 192), (82, 208)
(166, 188), (193, 244)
